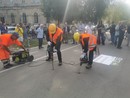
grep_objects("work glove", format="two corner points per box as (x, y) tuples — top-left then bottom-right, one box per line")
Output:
(47, 41), (51, 46)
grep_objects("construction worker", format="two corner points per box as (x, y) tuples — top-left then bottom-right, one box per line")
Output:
(46, 23), (63, 66)
(0, 33), (26, 69)
(73, 32), (97, 69)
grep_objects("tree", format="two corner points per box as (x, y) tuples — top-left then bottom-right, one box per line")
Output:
(103, 1), (130, 23)
(81, 0), (112, 23)
(42, 0), (68, 23)
(41, 0), (113, 23)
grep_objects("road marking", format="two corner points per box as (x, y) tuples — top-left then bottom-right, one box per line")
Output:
(33, 45), (79, 61)
(30, 51), (39, 54)
(0, 45), (79, 73)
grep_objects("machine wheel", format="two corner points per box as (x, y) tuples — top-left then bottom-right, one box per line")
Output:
(86, 64), (92, 69)
(27, 55), (34, 62)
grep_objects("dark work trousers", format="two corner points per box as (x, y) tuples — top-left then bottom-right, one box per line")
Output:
(97, 32), (105, 45)
(117, 33), (124, 48)
(38, 38), (43, 49)
(48, 42), (62, 63)
(88, 47), (96, 65)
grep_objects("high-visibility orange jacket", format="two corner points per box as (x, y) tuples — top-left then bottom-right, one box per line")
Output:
(88, 34), (97, 51)
(49, 27), (63, 44)
(80, 33), (97, 52)
(0, 34), (22, 60)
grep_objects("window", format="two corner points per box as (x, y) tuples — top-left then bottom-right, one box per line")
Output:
(34, 12), (38, 23)
(22, 13), (27, 24)
(11, 13), (15, 23)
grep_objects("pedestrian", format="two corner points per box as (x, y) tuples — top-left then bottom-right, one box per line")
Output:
(23, 25), (30, 47)
(85, 22), (93, 34)
(70, 22), (77, 44)
(117, 21), (126, 49)
(108, 21), (116, 44)
(46, 23), (63, 66)
(114, 22), (120, 46)
(0, 33), (26, 69)
(63, 22), (70, 44)
(77, 21), (85, 33)
(36, 24), (44, 49)
(126, 23), (130, 46)
(30, 28), (36, 39)
(44, 23), (48, 36)
(73, 32), (97, 69)
(97, 20), (106, 45)
(15, 24), (24, 43)
(0, 22), (8, 34)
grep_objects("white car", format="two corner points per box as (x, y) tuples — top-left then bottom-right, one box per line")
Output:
(7, 26), (15, 34)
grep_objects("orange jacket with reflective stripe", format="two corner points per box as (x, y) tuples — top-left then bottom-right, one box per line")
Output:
(49, 27), (63, 44)
(89, 34), (97, 51)
(80, 33), (97, 51)
(80, 33), (90, 46)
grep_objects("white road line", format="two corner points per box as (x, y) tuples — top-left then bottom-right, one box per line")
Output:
(30, 51), (39, 54)
(33, 45), (79, 61)
(0, 45), (79, 73)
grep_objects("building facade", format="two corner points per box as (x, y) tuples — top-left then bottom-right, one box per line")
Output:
(0, 0), (46, 25)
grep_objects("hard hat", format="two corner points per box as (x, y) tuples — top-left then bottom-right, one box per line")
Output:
(48, 24), (56, 34)
(73, 32), (80, 42)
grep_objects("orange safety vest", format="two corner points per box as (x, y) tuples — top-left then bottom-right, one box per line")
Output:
(80, 33), (97, 51)
(0, 34), (22, 60)
(49, 27), (63, 44)
(89, 34), (97, 51)
(80, 33), (90, 46)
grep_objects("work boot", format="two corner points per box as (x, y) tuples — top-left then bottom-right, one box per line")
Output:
(46, 57), (52, 61)
(86, 64), (92, 69)
(58, 62), (62, 66)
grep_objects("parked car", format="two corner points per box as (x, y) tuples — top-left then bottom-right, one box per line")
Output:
(7, 26), (15, 34)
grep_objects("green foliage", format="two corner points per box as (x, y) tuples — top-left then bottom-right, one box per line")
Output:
(103, 1), (130, 23)
(42, 0), (68, 23)
(41, 0), (112, 23)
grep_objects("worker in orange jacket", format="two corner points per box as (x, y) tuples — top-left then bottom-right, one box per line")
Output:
(74, 32), (97, 69)
(46, 24), (63, 66)
(0, 33), (26, 68)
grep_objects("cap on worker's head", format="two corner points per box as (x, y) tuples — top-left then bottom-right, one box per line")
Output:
(73, 32), (80, 42)
(12, 32), (19, 38)
(48, 23), (56, 34)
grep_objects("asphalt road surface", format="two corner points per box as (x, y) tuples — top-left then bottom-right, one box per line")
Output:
(0, 41), (130, 98)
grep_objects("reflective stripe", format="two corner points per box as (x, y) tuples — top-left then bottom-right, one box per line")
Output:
(89, 44), (96, 48)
